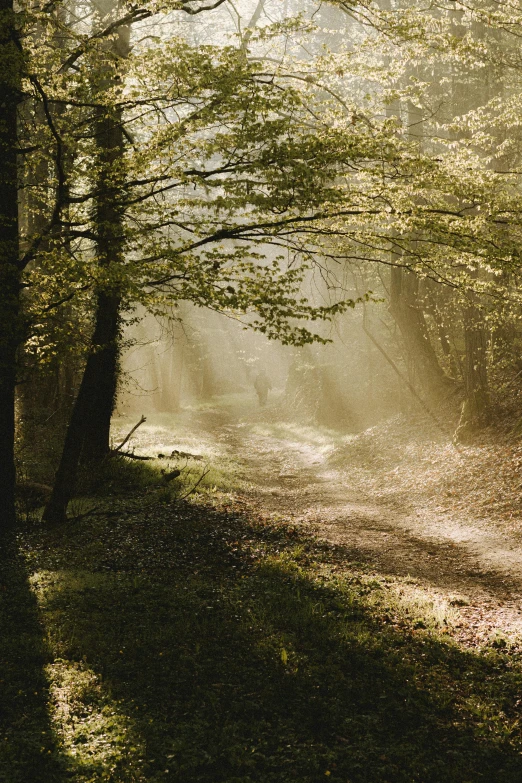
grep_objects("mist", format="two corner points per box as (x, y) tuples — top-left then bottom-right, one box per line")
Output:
(118, 295), (405, 432)
(7, 0), (522, 780)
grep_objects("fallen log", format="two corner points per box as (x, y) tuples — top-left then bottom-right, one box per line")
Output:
(170, 449), (203, 461)
(162, 469), (181, 483)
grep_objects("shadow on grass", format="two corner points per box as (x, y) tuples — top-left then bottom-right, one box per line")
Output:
(0, 540), (69, 783)
(25, 504), (522, 783)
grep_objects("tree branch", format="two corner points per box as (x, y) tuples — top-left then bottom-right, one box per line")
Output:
(113, 415), (147, 452)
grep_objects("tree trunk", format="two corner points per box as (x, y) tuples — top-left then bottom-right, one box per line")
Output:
(422, 279), (460, 380)
(201, 355), (215, 399)
(79, 293), (122, 462)
(0, 277), (20, 532)
(0, 0), (22, 531)
(389, 266), (455, 403)
(454, 296), (491, 443)
(464, 301), (490, 419)
(41, 291), (121, 524)
(80, 7), (128, 460)
(42, 7), (128, 523)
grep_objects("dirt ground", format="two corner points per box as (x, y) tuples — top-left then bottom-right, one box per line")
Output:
(116, 394), (522, 649)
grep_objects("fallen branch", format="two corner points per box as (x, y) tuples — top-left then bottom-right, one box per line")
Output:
(113, 415), (146, 453)
(176, 466), (210, 501)
(113, 450), (153, 461)
(169, 449), (204, 461)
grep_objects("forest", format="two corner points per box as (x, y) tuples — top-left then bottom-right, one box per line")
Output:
(4, 0), (522, 780)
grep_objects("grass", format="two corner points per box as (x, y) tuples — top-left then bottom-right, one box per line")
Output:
(2, 469), (522, 783)
(110, 411), (245, 500)
(9, 401), (522, 781)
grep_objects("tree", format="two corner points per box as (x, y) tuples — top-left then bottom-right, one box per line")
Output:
(321, 0), (522, 425)
(42, 0), (380, 522)
(42, 2), (131, 526)
(0, 0), (23, 532)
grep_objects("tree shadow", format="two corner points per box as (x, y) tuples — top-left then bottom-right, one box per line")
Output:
(0, 540), (69, 783)
(31, 504), (522, 783)
(324, 517), (522, 599)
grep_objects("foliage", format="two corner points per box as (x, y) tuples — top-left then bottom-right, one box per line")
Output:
(18, 1), (384, 357)
(16, 0), (522, 412)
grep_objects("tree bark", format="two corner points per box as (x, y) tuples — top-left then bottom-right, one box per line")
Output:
(0, 0), (22, 531)
(80, 293), (121, 461)
(422, 279), (460, 380)
(41, 291), (121, 524)
(464, 301), (490, 419)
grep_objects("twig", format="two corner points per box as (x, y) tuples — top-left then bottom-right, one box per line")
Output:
(505, 369), (522, 390)
(114, 415), (146, 452)
(176, 467), (210, 501)
(114, 450), (153, 461)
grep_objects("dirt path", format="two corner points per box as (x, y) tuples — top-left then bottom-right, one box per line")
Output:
(202, 409), (522, 647)
(117, 402), (522, 646)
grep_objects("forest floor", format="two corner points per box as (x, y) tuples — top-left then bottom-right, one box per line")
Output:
(121, 393), (522, 649)
(6, 393), (522, 782)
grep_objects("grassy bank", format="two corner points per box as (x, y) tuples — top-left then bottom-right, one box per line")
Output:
(2, 473), (522, 783)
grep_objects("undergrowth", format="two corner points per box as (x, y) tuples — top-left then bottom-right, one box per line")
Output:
(2, 480), (522, 783)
